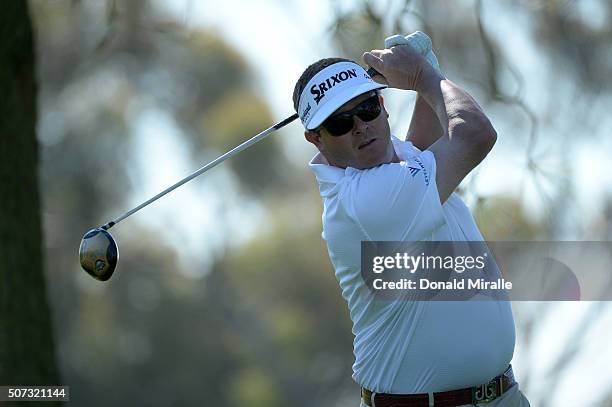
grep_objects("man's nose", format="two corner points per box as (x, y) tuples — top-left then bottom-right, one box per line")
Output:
(352, 116), (368, 134)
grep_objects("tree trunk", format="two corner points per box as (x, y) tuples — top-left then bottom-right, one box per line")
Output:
(0, 0), (60, 391)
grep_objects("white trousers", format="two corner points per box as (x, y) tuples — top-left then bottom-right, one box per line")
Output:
(359, 383), (531, 407)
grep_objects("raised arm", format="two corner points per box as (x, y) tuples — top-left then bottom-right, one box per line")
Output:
(406, 94), (444, 151)
(363, 46), (496, 203)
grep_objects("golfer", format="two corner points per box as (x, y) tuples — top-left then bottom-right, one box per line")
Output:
(292, 37), (531, 406)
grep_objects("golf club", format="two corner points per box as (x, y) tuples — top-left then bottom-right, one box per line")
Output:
(79, 113), (299, 281)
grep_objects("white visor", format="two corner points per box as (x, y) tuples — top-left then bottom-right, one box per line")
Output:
(297, 61), (387, 130)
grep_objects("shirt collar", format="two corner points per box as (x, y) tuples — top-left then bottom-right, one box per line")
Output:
(308, 152), (346, 184)
(391, 135), (418, 161)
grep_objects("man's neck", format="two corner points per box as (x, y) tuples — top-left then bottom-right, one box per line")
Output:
(321, 146), (401, 170)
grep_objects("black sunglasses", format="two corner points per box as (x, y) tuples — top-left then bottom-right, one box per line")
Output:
(319, 94), (381, 136)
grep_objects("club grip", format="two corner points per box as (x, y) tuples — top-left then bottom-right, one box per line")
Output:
(366, 67), (381, 77)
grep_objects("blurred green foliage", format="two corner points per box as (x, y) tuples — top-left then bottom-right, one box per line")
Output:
(30, 0), (352, 405)
(474, 196), (542, 240)
(22, 0), (612, 406)
(201, 88), (287, 194)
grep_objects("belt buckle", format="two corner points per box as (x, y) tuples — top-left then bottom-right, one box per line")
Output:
(471, 378), (500, 404)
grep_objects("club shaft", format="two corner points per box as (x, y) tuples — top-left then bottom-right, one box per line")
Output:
(101, 113), (299, 230)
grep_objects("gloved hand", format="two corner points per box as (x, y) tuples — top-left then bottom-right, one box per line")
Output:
(384, 31), (442, 76)
(366, 31), (443, 78)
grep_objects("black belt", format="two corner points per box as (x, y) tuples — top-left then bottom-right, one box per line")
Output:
(361, 365), (516, 407)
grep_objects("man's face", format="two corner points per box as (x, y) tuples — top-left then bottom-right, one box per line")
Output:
(305, 92), (396, 170)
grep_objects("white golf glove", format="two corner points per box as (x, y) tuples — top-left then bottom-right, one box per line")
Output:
(384, 31), (442, 76)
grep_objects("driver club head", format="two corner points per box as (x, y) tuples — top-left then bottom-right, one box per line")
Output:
(79, 228), (119, 281)
(75, 114), (299, 281)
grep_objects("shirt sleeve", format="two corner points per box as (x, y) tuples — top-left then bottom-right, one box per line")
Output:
(342, 150), (446, 241)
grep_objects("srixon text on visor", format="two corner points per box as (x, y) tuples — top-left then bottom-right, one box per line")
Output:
(311, 68), (358, 104)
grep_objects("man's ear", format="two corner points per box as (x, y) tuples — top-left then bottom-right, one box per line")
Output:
(305, 131), (324, 151)
(379, 94), (389, 118)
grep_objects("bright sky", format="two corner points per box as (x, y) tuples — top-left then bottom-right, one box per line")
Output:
(128, 1), (612, 405)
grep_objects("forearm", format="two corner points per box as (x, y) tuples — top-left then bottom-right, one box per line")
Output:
(406, 94), (443, 150)
(419, 75), (497, 202)
(416, 75), (495, 144)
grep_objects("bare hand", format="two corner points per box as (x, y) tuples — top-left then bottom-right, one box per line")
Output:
(362, 45), (440, 91)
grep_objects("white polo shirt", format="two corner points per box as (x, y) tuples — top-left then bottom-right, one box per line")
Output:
(309, 136), (515, 394)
